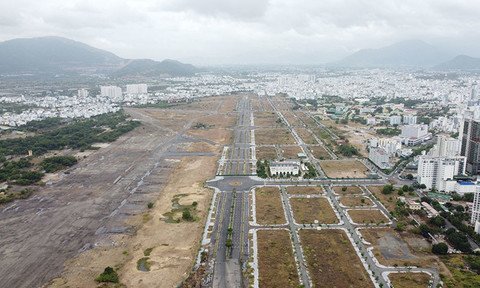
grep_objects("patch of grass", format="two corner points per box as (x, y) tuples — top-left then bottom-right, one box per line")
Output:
(137, 257), (152, 272)
(144, 247), (154, 256)
(162, 194), (198, 223)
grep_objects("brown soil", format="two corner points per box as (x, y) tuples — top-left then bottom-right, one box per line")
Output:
(290, 198), (338, 224)
(320, 160), (370, 178)
(347, 209), (389, 224)
(286, 186), (323, 195)
(255, 187), (285, 225)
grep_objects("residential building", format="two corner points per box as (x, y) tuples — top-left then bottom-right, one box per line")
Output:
(377, 138), (402, 155)
(269, 160), (300, 176)
(417, 156), (466, 191)
(77, 88), (89, 98)
(471, 186), (480, 225)
(126, 84), (148, 94)
(403, 114), (417, 125)
(389, 115), (402, 125)
(460, 118), (480, 175)
(100, 85), (123, 100)
(369, 147), (392, 169)
(430, 135), (461, 157)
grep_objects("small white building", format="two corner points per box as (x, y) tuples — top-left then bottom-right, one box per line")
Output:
(269, 160), (300, 176)
(366, 117), (376, 125)
(389, 115), (402, 126)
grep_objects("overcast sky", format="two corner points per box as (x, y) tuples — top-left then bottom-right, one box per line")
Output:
(0, 0), (479, 65)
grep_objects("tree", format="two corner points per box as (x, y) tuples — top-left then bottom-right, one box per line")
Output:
(96, 266), (119, 283)
(382, 184), (394, 195)
(182, 208), (194, 221)
(419, 184), (427, 189)
(431, 243), (448, 255)
(405, 174), (414, 180)
(429, 216), (446, 228)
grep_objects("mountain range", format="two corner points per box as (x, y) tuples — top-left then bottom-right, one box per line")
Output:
(329, 40), (480, 70)
(0, 36), (198, 76)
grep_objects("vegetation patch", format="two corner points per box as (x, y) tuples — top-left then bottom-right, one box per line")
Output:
(388, 272), (431, 288)
(255, 187), (285, 225)
(290, 197), (338, 224)
(162, 194), (199, 223)
(137, 257), (152, 272)
(96, 266), (119, 283)
(339, 196), (374, 207)
(40, 155), (77, 173)
(347, 209), (389, 224)
(333, 185), (363, 195)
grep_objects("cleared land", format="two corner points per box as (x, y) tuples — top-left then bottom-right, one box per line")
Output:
(256, 128), (296, 145)
(308, 145), (332, 160)
(254, 112), (280, 127)
(286, 186), (323, 195)
(339, 196), (374, 207)
(296, 128), (318, 144)
(257, 230), (300, 288)
(348, 209), (389, 224)
(256, 146), (277, 160)
(280, 145), (302, 159)
(290, 198), (338, 224)
(320, 160), (370, 178)
(366, 186), (400, 213)
(389, 272), (431, 288)
(255, 187), (286, 225)
(333, 186), (363, 195)
(300, 229), (374, 288)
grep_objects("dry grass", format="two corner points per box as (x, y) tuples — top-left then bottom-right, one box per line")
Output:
(300, 229), (374, 288)
(280, 145), (302, 159)
(347, 209), (389, 224)
(308, 145), (332, 160)
(290, 198), (338, 224)
(256, 128), (296, 145)
(256, 146), (278, 160)
(320, 160), (370, 178)
(332, 186), (363, 195)
(389, 273), (431, 288)
(286, 186), (323, 195)
(254, 112), (280, 127)
(296, 128), (318, 144)
(339, 196), (374, 207)
(255, 187), (286, 225)
(257, 230), (300, 288)
(366, 186), (398, 213)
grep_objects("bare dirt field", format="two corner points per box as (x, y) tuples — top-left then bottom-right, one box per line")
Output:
(255, 187), (286, 225)
(389, 272), (432, 288)
(300, 229), (374, 288)
(347, 209), (389, 224)
(280, 145), (302, 159)
(254, 111), (280, 127)
(286, 186), (323, 195)
(256, 146), (277, 160)
(257, 230), (300, 288)
(308, 145), (332, 160)
(360, 228), (445, 271)
(296, 128), (318, 144)
(320, 160), (370, 178)
(290, 198), (338, 224)
(256, 128), (296, 145)
(332, 186), (363, 195)
(339, 196), (374, 207)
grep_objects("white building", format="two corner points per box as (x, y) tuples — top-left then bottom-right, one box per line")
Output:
(471, 186), (480, 225)
(100, 85), (123, 100)
(377, 138), (402, 155)
(366, 117), (376, 125)
(429, 135), (461, 157)
(369, 147), (392, 169)
(454, 181), (477, 196)
(417, 156), (467, 191)
(401, 124), (431, 146)
(269, 160), (300, 176)
(389, 115), (402, 125)
(78, 88), (89, 98)
(126, 84), (148, 94)
(403, 114), (417, 125)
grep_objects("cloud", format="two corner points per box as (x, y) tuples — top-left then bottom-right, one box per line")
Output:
(0, 0), (479, 64)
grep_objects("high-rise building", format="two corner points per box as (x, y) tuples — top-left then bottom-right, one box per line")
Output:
(389, 115), (402, 125)
(429, 135), (461, 157)
(100, 86), (123, 100)
(403, 114), (417, 125)
(78, 88), (89, 98)
(126, 84), (148, 94)
(417, 156), (466, 191)
(471, 186), (480, 225)
(460, 119), (480, 175)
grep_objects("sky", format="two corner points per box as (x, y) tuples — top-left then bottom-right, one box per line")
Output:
(0, 0), (479, 65)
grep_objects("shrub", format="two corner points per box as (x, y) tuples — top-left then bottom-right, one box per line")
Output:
(95, 266), (119, 283)
(432, 242), (448, 255)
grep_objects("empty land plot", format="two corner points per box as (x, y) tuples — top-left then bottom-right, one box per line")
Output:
(256, 146), (278, 160)
(332, 186), (363, 195)
(360, 228), (442, 268)
(256, 128), (296, 145)
(296, 128), (318, 144)
(339, 196), (374, 207)
(320, 160), (369, 178)
(255, 187), (286, 225)
(286, 186), (323, 195)
(300, 230), (374, 288)
(255, 112), (280, 127)
(283, 111), (303, 127)
(348, 209), (389, 224)
(389, 273), (431, 288)
(290, 198), (338, 224)
(280, 145), (302, 159)
(366, 186), (399, 213)
(257, 230), (300, 288)
(308, 145), (332, 160)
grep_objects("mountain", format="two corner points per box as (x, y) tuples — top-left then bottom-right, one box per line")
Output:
(434, 55), (480, 71)
(0, 36), (197, 76)
(113, 59), (198, 77)
(329, 40), (452, 68)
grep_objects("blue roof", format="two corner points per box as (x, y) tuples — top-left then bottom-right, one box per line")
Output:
(458, 181), (475, 186)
